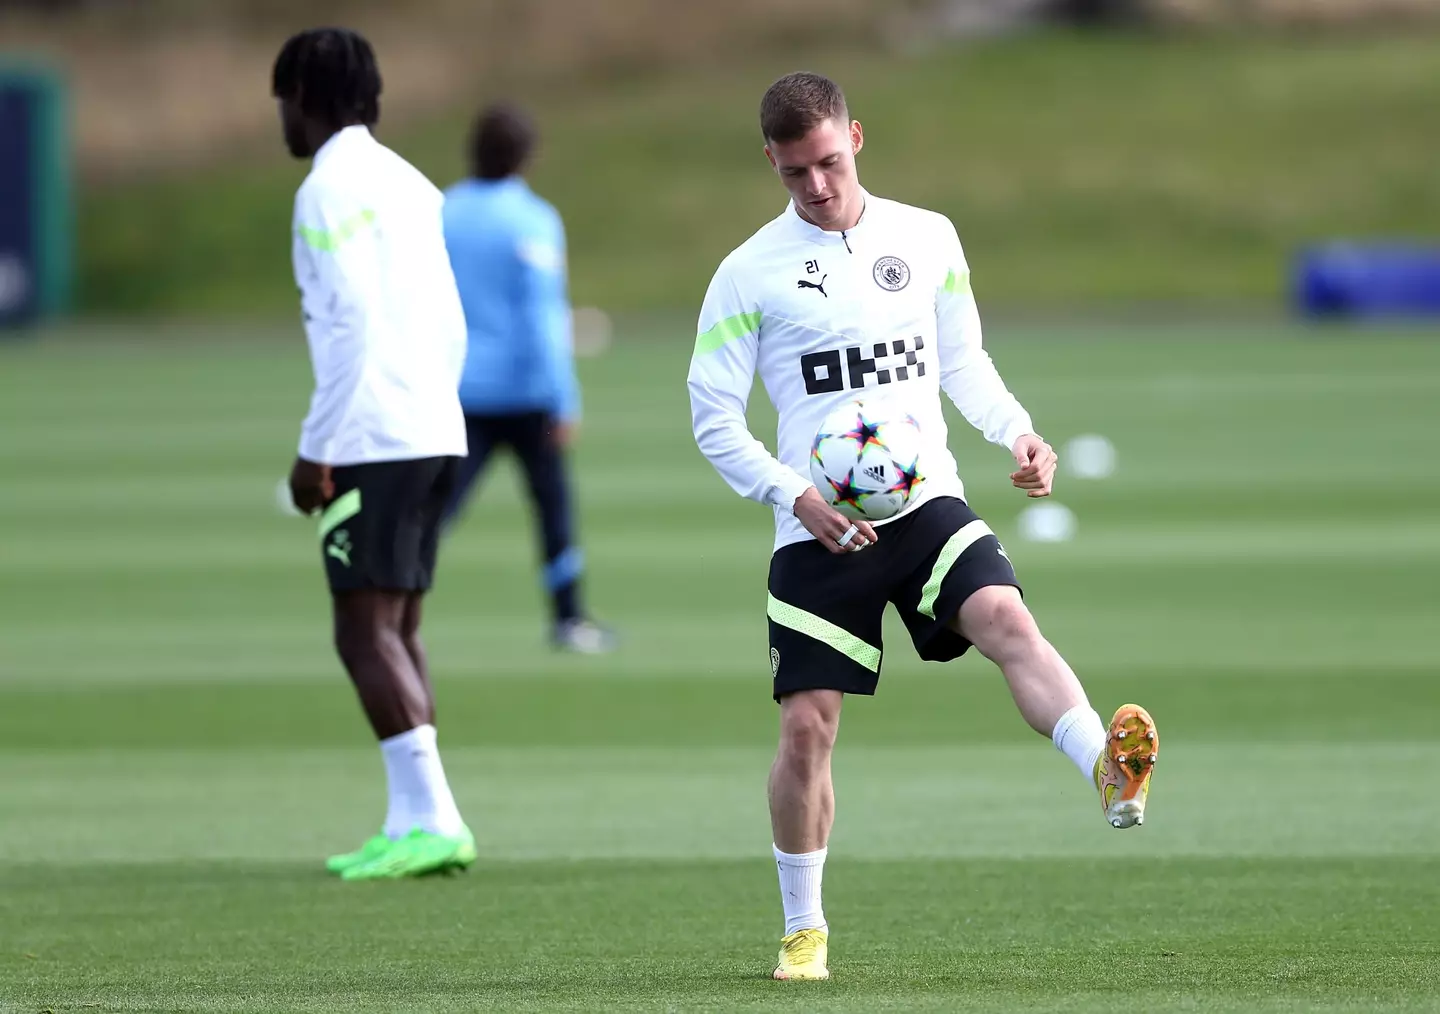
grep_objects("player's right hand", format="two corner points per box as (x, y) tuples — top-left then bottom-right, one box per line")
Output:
(793, 487), (878, 555)
(289, 456), (334, 516)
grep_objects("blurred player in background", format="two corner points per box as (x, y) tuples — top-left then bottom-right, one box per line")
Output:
(442, 103), (616, 654)
(274, 27), (475, 879)
(687, 71), (1159, 980)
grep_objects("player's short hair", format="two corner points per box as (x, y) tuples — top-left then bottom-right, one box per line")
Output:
(759, 72), (848, 144)
(469, 103), (536, 180)
(272, 27), (382, 128)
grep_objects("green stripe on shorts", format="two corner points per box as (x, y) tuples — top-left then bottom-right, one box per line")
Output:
(917, 519), (994, 619)
(767, 593), (881, 673)
(318, 488), (361, 540)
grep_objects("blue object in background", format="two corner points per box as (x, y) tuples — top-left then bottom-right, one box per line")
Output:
(445, 176), (580, 422)
(0, 64), (70, 329)
(1295, 243), (1440, 320)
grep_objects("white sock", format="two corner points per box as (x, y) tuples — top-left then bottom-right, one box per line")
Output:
(379, 724), (465, 838)
(380, 742), (414, 840)
(774, 845), (827, 936)
(1052, 704), (1107, 782)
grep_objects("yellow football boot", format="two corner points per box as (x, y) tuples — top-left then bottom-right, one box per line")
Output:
(773, 928), (830, 981)
(1095, 704), (1158, 829)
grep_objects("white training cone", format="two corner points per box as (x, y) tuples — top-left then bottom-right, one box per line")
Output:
(1017, 502), (1077, 543)
(1063, 434), (1116, 480)
(572, 306), (613, 357)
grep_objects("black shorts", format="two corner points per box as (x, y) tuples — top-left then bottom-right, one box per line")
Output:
(318, 456), (460, 593)
(767, 496), (1020, 700)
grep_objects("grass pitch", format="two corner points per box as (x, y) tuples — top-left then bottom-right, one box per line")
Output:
(1, 319), (1438, 1011)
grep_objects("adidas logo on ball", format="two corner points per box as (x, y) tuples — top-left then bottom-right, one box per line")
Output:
(810, 402), (925, 522)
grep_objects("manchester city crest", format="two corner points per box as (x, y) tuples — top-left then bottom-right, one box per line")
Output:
(873, 255), (910, 291)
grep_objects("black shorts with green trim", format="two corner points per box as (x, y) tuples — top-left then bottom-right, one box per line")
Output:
(766, 496), (1020, 701)
(318, 456), (460, 593)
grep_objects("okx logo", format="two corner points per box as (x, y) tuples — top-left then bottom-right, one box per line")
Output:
(799, 335), (926, 395)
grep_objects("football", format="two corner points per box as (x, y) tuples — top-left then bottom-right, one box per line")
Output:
(809, 402), (925, 521)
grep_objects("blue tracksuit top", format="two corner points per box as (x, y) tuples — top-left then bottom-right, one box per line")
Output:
(443, 176), (579, 420)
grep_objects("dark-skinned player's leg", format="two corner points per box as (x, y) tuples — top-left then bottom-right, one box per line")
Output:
(333, 589), (431, 739)
(322, 457), (473, 879)
(400, 592), (435, 727)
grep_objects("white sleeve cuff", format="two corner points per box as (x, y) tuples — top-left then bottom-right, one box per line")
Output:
(764, 469), (815, 514)
(1000, 415), (1037, 452)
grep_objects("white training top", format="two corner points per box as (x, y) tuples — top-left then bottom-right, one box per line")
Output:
(291, 126), (468, 466)
(687, 191), (1035, 551)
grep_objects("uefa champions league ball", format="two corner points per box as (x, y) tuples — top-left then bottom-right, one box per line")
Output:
(809, 402), (925, 521)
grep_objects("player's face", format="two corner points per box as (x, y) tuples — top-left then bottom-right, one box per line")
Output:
(766, 118), (864, 231)
(277, 95), (314, 159)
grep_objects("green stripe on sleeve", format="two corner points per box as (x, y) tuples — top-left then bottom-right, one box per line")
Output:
(298, 209), (377, 253)
(917, 519), (994, 619)
(942, 268), (972, 296)
(767, 593), (881, 673)
(693, 310), (761, 357)
(318, 488), (361, 540)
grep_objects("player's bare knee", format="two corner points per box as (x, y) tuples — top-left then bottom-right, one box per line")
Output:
(778, 693), (840, 770)
(333, 612), (396, 666)
(400, 595), (423, 641)
(334, 623), (380, 667)
(399, 620), (423, 659)
(957, 588), (1042, 666)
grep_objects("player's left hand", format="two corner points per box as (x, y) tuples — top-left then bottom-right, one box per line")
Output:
(1010, 434), (1056, 498)
(289, 456), (333, 515)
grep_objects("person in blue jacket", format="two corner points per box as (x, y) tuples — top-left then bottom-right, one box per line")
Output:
(442, 103), (615, 654)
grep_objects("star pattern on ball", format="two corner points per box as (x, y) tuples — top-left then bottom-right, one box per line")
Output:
(826, 469), (867, 513)
(889, 455), (924, 498)
(840, 410), (884, 452)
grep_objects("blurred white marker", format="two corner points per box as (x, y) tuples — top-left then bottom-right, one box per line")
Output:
(274, 478), (302, 517)
(1063, 434), (1116, 480)
(1017, 502), (1077, 543)
(572, 306), (612, 358)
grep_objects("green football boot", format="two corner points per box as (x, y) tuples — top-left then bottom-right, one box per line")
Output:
(325, 832), (393, 876)
(340, 827), (477, 881)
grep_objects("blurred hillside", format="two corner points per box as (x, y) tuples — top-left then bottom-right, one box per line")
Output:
(17, 0), (1438, 180)
(75, 31), (1440, 317)
(4, 0), (893, 176)
(4, 1), (1438, 316)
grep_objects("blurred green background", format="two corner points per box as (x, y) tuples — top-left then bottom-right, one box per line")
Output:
(76, 33), (1440, 314)
(1, 1), (1438, 1011)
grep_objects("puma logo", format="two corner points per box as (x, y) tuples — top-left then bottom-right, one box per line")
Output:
(326, 528), (353, 568)
(796, 275), (828, 298)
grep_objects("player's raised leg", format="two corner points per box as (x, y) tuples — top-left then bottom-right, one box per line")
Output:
(769, 689), (840, 980)
(953, 585), (1157, 828)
